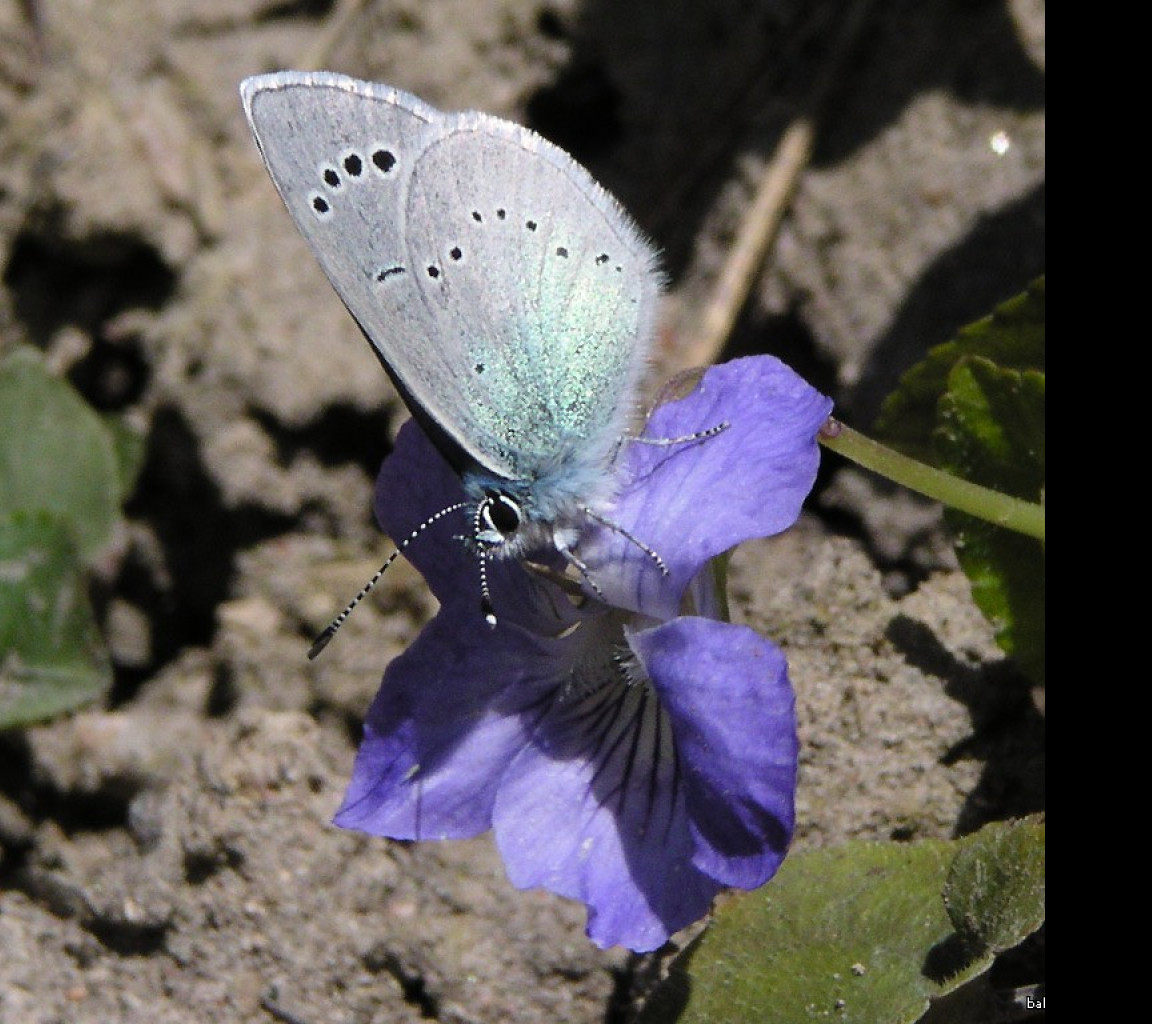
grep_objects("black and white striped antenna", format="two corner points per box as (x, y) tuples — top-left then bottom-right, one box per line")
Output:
(308, 501), (468, 659)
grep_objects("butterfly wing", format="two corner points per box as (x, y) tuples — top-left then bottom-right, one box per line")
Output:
(241, 72), (659, 487)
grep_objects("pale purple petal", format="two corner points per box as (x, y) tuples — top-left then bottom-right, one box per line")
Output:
(494, 737), (720, 952)
(583, 355), (833, 617)
(335, 611), (567, 839)
(488, 613), (795, 950)
(632, 616), (796, 888)
(491, 639), (721, 951)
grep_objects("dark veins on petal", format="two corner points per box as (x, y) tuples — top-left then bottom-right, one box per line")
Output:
(551, 669), (682, 846)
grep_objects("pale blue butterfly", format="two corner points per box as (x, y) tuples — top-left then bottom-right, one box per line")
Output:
(241, 72), (681, 648)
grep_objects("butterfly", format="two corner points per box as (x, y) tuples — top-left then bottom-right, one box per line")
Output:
(241, 72), (674, 647)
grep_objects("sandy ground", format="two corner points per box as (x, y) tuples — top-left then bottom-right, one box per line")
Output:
(1, 2), (1044, 1022)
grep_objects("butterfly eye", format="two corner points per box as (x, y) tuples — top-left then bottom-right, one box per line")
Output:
(482, 493), (522, 537)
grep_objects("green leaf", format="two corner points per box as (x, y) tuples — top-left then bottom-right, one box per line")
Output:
(0, 510), (112, 729)
(874, 279), (1045, 461)
(938, 358), (1045, 683)
(944, 817), (1046, 957)
(0, 347), (123, 560)
(102, 411), (148, 504)
(638, 818), (1045, 1024)
(872, 281), (1045, 683)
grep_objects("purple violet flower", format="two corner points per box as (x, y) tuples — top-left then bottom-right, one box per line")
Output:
(334, 355), (833, 951)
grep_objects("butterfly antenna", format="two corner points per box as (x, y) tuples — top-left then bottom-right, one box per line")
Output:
(579, 506), (669, 577)
(308, 500), (469, 659)
(579, 420), (729, 582)
(629, 422), (730, 447)
(470, 501), (500, 628)
(478, 552), (498, 628)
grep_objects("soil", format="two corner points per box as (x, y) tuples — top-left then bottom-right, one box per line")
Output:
(1, 2), (1044, 1022)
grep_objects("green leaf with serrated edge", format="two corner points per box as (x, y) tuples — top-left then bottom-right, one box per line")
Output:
(939, 358), (1045, 682)
(637, 818), (1046, 1024)
(874, 279), (1044, 462)
(0, 347), (122, 560)
(0, 510), (111, 729)
(944, 817), (1045, 956)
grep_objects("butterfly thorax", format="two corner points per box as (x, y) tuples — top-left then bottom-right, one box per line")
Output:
(460, 444), (670, 619)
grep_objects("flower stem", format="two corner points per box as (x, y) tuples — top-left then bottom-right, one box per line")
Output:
(818, 420), (1045, 542)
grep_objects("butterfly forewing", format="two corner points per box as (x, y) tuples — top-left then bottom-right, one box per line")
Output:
(241, 71), (659, 491)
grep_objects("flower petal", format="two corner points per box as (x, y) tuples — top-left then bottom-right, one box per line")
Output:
(373, 419), (478, 604)
(491, 662), (721, 951)
(584, 355), (833, 617)
(334, 610), (566, 840)
(631, 616), (797, 888)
